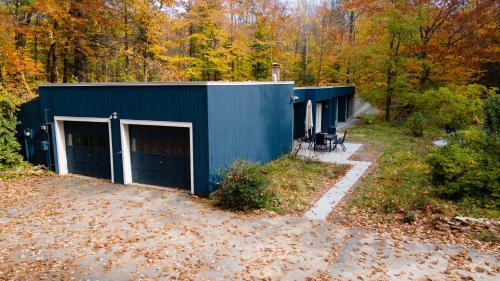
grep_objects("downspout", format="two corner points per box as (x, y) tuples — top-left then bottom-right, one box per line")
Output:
(43, 108), (52, 171)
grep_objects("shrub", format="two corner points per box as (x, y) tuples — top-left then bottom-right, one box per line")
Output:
(0, 96), (23, 171)
(214, 160), (278, 211)
(427, 135), (499, 203)
(409, 84), (497, 129)
(382, 201), (396, 213)
(406, 112), (424, 137)
(360, 114), (375, 124)
(403, 211), (415, 223)
(483, 94), (500, 139)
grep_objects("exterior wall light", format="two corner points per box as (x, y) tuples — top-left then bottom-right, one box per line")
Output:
(24, 128), (33, 138)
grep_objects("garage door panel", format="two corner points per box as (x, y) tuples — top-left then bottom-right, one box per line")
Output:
(64, 121), (111, 179)
(129, 125), (190, 189)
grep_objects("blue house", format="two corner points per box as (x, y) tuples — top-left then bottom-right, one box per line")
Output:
(292, 86), (355, 139)
(19, 82), (354, 196)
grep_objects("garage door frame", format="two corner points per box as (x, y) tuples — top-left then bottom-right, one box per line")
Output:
(120, 119), (194, 194)
(53, 116), (114, 182)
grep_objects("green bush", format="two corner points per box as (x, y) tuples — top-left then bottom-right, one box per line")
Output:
(483, 94), (500, 139)
(360, 114), (375, 124)
(214, 160), (278, 211)
(0, 96), (23, 171)
(403, 211), (415, 223)
(409, 84), (497, 129)
(427, 133), (499, 203)
(406, 112), (424, 137)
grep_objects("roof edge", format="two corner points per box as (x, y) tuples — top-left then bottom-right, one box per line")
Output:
(293, 85), (355, 90)
(39, 81), (295, 87)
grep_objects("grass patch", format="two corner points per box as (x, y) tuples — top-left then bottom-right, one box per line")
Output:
(213, 155), (349, 214)
(266, 155), (349, 214)
(346, 122), (499, 219)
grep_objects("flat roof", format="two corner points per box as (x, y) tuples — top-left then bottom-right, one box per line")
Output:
(293, 85), (354, 90)
(39, 81), (295, 87)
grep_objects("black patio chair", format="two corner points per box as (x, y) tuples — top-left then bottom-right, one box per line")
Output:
(328, 126), (337, 135)
(335, 131), (347, 152)
(314, 133), (328, 151)
(303, 129), (314, 149)
(445, 124), (456, 134)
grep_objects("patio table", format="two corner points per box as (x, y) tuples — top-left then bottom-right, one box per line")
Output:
(325, 134), (337, 152)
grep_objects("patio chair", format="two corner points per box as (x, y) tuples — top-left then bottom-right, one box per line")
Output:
(445, 124), (456, 134)
(314, 133), (328, 151)
(328, 126), (337, 135)
(335, 131), (347, 152)
(303, 129), (314, 149)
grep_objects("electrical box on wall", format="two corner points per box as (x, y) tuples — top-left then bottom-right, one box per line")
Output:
(40, 141), (49, 151)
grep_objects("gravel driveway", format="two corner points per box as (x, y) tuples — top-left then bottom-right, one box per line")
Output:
(0, 176), (498, 280)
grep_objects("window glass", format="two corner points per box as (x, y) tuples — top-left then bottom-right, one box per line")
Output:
(162, 143), (171, 156)
(172, 143), (184, 156)
(131, 138), (137, 152)
(137, 138), (150, 153)
(66, 133), (73, 146)
(151, 139), (161, 154)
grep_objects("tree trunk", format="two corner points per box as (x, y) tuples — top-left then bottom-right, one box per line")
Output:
(14, 0), (27, 49)
(63, 44), (69, 83)
(385, 79), (392, 121)
(385, 31), (395, 121)
(70, 0), (87, 82)
(386, 30), (402, 121)
(124, 1), (130, 77)
(316, 43), (324, 86)
(143, 46), (148, 82)
(34, 15), (39, 65)
(346, 11), (355, 83)
(73, 40), (87, 82)
(46, 42), (57, 83)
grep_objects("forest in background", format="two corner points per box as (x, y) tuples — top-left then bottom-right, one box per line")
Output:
(0, 0), (499, 160)
(1, 0), (498, 106)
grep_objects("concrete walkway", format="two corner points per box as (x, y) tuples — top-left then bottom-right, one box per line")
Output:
(298, 142), (371, 220)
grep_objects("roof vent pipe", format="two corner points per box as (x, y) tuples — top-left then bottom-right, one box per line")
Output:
(272, 63), (280, 81)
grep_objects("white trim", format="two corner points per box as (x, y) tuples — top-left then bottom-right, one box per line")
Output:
(53, 116), (114, 183)
(120, 119), (192, 128)
(39, 81), (295, 87)
(335, 99), (339, 122)
(119, 119), (195, 195)
(120, 124), (132, 185)
(316, 103), (322, 133)
(54, 119), (67, 175)
(293, 85), (355, 90)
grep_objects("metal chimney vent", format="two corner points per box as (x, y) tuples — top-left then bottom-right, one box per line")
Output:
(272, 63), (280, 81)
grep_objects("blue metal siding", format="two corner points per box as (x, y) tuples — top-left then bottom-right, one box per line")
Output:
(206, 84), (294, 193)
(292, 86), (354, 138)
(292, 88), (307, 103)
(293, 102), (306, 139)
(321, 102), (330, 132)
(32, 83), (353, 195)
(338, 96), (347, 122)
(17, 98), (51, 167)
(39, 85), (210, 195)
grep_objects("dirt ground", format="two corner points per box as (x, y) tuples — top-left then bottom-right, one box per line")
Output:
(0, 176), (498, 280)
